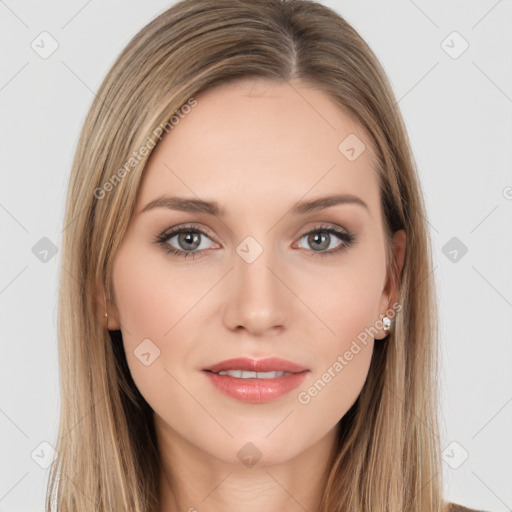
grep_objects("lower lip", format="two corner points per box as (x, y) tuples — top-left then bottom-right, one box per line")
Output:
(202, 370), (309, 403)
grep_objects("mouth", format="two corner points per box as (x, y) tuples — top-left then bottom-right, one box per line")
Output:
(203, 369), (297, 379)
(201, 358), (309, 403)
(202, 356), (308, 374)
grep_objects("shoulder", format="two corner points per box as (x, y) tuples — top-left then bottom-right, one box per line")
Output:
(446, 502), (489, 512)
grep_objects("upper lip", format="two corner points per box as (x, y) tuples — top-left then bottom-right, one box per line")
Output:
(203, 357), (309, 373)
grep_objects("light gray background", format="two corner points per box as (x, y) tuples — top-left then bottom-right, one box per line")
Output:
(1, 1), (511, 511)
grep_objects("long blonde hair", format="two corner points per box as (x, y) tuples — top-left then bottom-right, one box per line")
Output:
(47, 1), (445, 510)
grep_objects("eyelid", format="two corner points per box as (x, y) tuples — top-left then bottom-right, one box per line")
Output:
(293, 224), (354, 252)
(155, 223), (220, 247)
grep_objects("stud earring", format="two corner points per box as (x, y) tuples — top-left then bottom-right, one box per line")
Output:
(382, 315), (392, 331)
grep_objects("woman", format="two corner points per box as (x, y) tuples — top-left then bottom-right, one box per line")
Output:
(47, 1), (485, 511)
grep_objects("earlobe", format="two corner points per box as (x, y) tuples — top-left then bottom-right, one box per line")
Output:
(376, 229), (406, 339)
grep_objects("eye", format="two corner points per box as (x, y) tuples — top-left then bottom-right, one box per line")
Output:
(154, 225), (218, 260)
(294, 224), (356, 258)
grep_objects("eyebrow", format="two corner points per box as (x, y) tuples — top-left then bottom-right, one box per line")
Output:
(140, 193), (369, 217)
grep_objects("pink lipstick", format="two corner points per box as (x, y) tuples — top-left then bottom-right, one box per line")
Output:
(202, 357), (309, 403)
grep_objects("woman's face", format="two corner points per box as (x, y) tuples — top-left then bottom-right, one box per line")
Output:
(106, 78), (405, 467)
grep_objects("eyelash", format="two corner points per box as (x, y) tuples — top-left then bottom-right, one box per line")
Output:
(154, 223), (356, 260)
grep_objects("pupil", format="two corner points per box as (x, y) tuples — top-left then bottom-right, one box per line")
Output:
(181, 232), (199, 249)
(310, 232), (328, 250)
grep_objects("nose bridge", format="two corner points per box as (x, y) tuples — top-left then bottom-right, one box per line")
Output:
(237, 237), (277, 292)
(223, 233), (289, 333)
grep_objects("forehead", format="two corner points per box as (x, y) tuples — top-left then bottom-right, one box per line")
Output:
(136, 78), (380, 219)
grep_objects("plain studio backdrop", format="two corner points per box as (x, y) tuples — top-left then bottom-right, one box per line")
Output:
(1, 1), (511, 511)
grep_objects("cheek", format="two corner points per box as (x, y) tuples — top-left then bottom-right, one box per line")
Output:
(112, 245), (192, 339)
(292, 250), (384, 420)
(296, 287), (377, 428)
(111, 251), (191, 416)
(296, 245), (386, 344)
(111, 244), (210, 387)
(296, 341), (374, 440)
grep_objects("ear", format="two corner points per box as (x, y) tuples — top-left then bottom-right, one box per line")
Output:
(95, 277), (121, 331)
(375, 229), (406, 339)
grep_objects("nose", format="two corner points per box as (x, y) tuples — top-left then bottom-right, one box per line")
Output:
(222, 243), (289, 336)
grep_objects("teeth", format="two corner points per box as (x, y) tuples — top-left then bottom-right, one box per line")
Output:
(216, 370), (292, 379)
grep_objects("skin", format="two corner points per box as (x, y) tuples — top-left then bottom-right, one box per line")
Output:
(99, 78), (406, 512)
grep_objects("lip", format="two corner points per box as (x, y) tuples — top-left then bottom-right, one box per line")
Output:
(202, 357), (310, 404)
(203, 357), (308, 373)
(202, 370), (309, 403)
